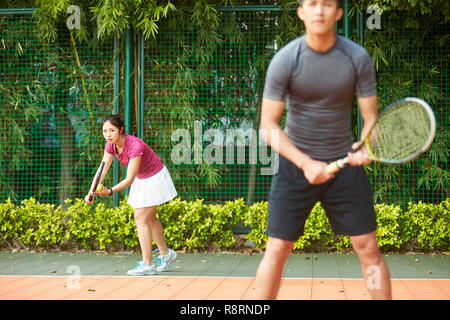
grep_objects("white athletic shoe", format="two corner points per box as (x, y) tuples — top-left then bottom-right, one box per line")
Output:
(127, 261), (157, 276)
(156, 248), (177, 272)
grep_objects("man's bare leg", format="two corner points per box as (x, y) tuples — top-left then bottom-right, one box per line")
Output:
(255, 237), (294, 299)
(350, 231), (392, 300)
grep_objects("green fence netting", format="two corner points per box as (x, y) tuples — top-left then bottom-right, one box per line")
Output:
(0, 10), (115, 206)
(142, 6), (448, 205)
(143, 7), (299, 203)
(0, 6), (448, 208)
(364, 13), (449, 206)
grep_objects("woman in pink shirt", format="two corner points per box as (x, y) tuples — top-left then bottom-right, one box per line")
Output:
(84, 114), (178, 276)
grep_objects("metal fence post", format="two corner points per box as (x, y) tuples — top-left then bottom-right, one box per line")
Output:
(124, 28), (134, 136)
(113, 33), (121, 207)
(356, 6), (364, 140)
(136, 31), (144, 140)
(342, 0), (351, 38)
(123, 28), (134, 198)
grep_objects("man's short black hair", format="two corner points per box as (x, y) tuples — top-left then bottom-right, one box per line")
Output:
(299, 0), (342, 8)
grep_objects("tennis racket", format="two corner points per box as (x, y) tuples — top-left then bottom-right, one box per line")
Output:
(325, 97), (436, 174)
(88, 161), (105, 202)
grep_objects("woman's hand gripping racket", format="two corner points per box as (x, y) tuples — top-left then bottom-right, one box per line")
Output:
(88, 161), (105, 202)
(325, 97), (436, 174)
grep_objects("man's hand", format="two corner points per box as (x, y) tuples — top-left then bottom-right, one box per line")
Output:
(303, 159), (334, 184)
(347, 142), (372, 166)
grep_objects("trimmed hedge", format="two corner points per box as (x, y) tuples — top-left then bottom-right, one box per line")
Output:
(245, 200), (449, 252)
(0, 197), (448, 252)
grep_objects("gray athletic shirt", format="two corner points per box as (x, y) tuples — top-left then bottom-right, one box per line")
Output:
(263, 35), (377, 159)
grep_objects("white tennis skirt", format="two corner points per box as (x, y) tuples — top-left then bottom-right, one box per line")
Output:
(127, 166), (177, 209)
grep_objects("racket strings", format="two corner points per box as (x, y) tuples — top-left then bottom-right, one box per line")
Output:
(368, 101), (432, 162)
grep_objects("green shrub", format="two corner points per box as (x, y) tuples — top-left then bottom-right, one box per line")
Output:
(64, 198), (96, 249)
(244, 201), (268, 248)
(158, 198), (209, 250)
(207, 198), (247, 248)
(158, 198), (248, 250)
(295, 202), (334, 250)
(0, 198), (21, 245)
(375, 203), (405, 250)
(403, 199), (449, 251)
(109, 200), (138, 249)
(0, 197), (448, 252)
(0, 198), (65, 248)
(243, 200), (449, 252)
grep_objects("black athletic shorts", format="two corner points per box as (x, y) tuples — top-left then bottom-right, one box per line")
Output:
(266, 154), (377, 241)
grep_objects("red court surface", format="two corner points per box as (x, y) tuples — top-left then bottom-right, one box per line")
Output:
(0, 275), (449, 300)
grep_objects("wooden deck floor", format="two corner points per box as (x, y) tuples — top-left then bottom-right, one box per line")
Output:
(1, 252), (449, 300)
(1, 275), (449, 300)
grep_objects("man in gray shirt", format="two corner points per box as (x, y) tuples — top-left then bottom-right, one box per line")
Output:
(255, 0), (392, 299)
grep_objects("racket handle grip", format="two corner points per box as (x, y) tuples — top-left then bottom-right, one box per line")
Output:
(325, 157), (348, 174)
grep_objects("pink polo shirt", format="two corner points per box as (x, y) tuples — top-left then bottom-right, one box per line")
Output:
(105, 134), (164, 179)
